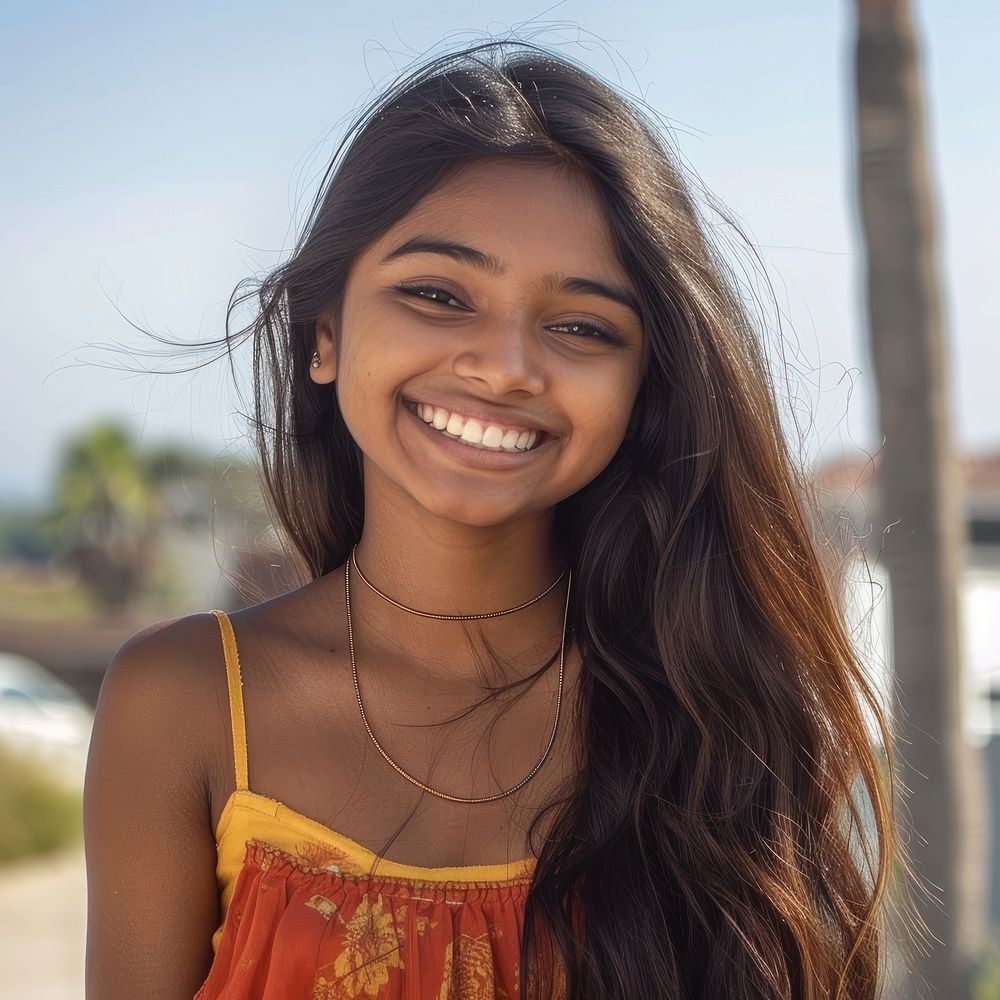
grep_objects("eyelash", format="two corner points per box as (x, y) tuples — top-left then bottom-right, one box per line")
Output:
(394, 282), (620, 343)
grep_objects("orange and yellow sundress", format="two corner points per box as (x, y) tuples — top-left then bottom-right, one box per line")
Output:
(195, 609), (554, 999)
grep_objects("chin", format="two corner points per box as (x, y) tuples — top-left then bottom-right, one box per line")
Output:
(431, 502), (533, 530)
(413, 488), (542, 530)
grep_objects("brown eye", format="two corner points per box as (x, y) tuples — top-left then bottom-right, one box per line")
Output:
(395, 283), (468, 309)
(548, 320), (619, 343)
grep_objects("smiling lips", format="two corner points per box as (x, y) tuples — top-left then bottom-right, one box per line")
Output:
(412, 401), (542, 453)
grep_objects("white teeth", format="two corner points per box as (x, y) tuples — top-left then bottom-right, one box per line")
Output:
(411, 401), (542, 454)
(460, 419), (484, 444)
(482, 425), (504, 448)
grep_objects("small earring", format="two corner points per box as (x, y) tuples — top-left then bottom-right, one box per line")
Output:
(311, 352), (321, 369)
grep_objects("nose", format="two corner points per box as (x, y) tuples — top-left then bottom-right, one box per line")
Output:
(451, 315), (546, 397)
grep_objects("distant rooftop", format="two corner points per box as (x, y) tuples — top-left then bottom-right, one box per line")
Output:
(814, 448), (1000, 512)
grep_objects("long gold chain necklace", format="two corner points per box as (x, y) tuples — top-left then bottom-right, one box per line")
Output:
(344, 547), (572, 803)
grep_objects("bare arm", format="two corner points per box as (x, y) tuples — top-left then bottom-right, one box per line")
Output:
(84, 615), (225, 999)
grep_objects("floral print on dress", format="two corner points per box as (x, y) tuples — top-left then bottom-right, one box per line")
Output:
(198, 832), (547, 999)
(312, 895), (403, 998)
(295, 838), (356, 873)
(437, 932), (501, 1000)
(305, 894), (340, 920)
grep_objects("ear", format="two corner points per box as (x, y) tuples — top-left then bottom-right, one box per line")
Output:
(310, 313), (338, 384)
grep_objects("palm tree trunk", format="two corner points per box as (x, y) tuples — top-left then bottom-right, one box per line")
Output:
(852, 0), (989, 995)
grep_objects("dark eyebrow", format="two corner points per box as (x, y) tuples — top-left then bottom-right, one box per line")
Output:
(380, 235), (642, 318)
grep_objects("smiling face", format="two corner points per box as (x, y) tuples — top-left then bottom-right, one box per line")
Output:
(312, 157), (647, 529)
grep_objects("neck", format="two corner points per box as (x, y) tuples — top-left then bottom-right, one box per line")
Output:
(354, 514), (565, 619)
(345, 474), (570, 683)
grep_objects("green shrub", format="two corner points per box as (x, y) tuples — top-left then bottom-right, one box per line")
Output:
(0, 741), (83, 863)
(974, 939), (1000, 1000)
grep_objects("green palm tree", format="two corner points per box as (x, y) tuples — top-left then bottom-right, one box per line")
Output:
(50, 421), (157, 614)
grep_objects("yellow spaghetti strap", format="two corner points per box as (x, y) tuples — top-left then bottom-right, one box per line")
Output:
(210, 610), (250, 793)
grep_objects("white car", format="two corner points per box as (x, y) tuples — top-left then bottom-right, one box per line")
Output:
(0, 652), (94, 789)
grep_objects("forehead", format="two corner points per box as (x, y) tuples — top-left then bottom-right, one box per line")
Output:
(366, 158), (626, 279)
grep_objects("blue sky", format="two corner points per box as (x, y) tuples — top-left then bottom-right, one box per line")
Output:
(2, 0), (997, 501)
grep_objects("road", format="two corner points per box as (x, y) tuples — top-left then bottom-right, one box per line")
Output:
(0, 844), (86, 998)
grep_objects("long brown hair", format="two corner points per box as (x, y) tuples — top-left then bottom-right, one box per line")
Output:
(217, 39), (913, 1000)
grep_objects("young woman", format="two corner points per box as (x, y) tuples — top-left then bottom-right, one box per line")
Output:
(84, 39), (907, 999)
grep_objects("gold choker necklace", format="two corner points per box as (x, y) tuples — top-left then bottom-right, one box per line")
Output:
(350, 546), (567, 620)
(344, 552), (572, 803)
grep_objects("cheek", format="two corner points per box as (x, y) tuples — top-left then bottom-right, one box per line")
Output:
(329, 348), (393, 451)
(338, 301), (432, 389)
(566, 371), (637, 442)
(336, 317), (407, 405)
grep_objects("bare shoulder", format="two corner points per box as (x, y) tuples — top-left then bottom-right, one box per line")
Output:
(83, 611), (230, 998)
(109, 608), (225, 676)
(95, 612), (231, 770)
